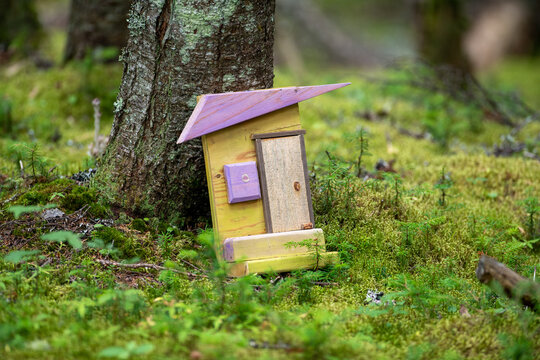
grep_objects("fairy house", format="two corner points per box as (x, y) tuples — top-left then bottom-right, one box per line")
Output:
(177, 83), (350, 276)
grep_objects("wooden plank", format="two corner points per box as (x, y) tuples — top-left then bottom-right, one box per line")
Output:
(251, 129), (306, 140)
(177, 83), (350, 143)
(203, 104), (302, 246)
(228, 252), (339, 277)
(223, 228), (325, 261)
(258, 135), (311, 232)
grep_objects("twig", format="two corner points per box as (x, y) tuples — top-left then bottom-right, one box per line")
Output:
(178, 258), (204, 272)
(312, 281), (338, 287)
(398, 127), (427, 140)
(2, 193), (21, 206)
(95, 259), (206, 278)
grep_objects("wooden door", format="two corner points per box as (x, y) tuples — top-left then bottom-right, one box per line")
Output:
(253, 130), (314, 233)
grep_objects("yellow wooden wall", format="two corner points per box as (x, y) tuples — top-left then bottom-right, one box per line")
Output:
(201, 104), (302, 248)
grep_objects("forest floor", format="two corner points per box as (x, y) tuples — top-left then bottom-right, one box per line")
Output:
(1, 40), (540, 359)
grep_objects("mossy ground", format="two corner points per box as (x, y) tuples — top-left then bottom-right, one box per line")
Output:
(1, 34), (540, 360)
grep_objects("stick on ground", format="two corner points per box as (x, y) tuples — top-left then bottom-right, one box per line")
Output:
(95, 259), (206, 278)
(476, 255), (539, 311)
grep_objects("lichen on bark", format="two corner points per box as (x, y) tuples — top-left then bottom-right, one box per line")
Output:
(95, 0), (275, 226)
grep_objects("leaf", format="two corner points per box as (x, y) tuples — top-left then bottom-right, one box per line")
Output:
(8, 203), (57, 219)
(87, 238), (105, 249)
(132, 343), (154, 355)
(41, 231), (82, 249)
(98, 346), (129, 359)
(487, 191), (498, 199)
(4, 250), (40, 264)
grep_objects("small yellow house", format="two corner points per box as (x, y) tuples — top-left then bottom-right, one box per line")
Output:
(177, 83), (350, 276)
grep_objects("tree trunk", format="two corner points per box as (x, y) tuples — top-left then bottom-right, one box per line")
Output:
(414, 0), (471, 72)
(64, 0), (131, 61)
(0, 0), (41, 57)
(94, 0), (275, 226)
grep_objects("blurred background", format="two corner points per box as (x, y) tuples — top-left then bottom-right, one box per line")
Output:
(2, 0), (539, 88)
(1, 0), (539, 173)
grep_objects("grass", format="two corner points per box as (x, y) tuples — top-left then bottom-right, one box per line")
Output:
(1, 42), (539, 359)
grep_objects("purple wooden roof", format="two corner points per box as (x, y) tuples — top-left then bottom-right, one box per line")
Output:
(177, 83), (350, 143)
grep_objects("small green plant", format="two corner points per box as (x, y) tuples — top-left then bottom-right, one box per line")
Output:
(348, 127), (371, 177)
(3, 250), (41, 264)
(158, 227), (174, 258)
(49, 192), (65, 201)
(41, 231), (83, 250)
(7, 203), (57, 219)
(316, 152), (351, 215)
(96, 289), (147, 324)
(193, 229), (230, 317)
(385, 274), (460, 318)
(383, 172), (403, 214)
(289, 270), (324, 304)
(286, 235), (323, 270)
(519, 196), (539, 240)
(434, 167), (452, 207)
(9, 143), (51, 180)
(499, 334), (535, 360)
(98, 342), (154, 359)
(422, 111), (467, 149)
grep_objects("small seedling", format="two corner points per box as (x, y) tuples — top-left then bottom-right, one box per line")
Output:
(348, 127), (371, 177)
(434, 167), (452, 207)
(286, 236), (323, 270)
(383, 172), (403, 213)
(49, 192), (65, 201)
(520, 196), (539, 240)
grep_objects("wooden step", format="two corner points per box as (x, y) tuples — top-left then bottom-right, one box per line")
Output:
(228, 251), (339, 277)
(223, 228), (325, 262)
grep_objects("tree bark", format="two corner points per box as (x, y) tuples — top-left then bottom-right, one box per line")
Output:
(0, 0), (41, 56)
(476, 255), (539, 311)
(94, 0), (275, 225)
(414, 0), (471, 72)
(64, 0), (131, 61)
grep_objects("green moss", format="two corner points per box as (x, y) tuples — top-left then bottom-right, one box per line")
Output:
(88, 203), (111, 219)
(1, 41), (540, 359)
(16, 178), (74, 206)
(131, 218), (148, 232)
(61, 186), (95, 211)
(92, 226), (152, 260)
